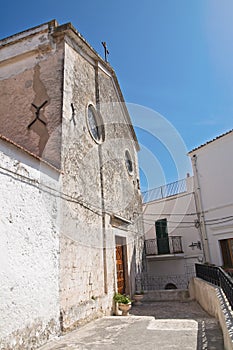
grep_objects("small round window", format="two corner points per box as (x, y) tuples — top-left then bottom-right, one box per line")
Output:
(87, 104), (104, 143)
(125, 150), (133, 174)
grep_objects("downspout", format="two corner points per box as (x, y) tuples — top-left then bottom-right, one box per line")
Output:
(95, 62), (108, 294)
(191, 154), (211, 263)
(98, 144), (108, 293)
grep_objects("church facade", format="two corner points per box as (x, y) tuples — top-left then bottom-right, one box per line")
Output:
(0, 20), (143, 349)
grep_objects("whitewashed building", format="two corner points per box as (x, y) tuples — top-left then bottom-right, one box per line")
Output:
(0, 135), (61, 349)
(189, 129), (233, 268)
(142, 176), (204, 290)
(0, 20), (143, 349)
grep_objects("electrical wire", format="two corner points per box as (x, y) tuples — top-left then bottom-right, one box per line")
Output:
(142, 217), (195, 224)
(0, 163), (144, 228)
(1, 163), (233, 229)
(0, 164), (108, 218)
(142, 219), (195, 229)
(142, 217), (233, 228)
(205, 215), (233, 222)
(205, 218), (233, 226)
(143, 212), (197, 216)
(143, 213), (233, 226)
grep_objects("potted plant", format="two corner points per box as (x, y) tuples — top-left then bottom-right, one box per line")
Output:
(113, 293), (132, 316)
(133, 290), (144, 305)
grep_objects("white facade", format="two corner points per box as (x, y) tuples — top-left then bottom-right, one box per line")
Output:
(0, 137), (60, 349)
(142, 176), (204, 289)
(189, 130), (233, 267)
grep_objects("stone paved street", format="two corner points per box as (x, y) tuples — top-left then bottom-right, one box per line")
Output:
(39, 301), (224, 350)
(132, 301), (224, 349)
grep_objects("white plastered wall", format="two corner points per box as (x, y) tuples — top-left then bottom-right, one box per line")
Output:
(0, 139), (60, 347)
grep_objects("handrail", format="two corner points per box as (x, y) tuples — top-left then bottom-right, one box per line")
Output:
(195, 263), (233, 311)
(142, 178), (187, 203)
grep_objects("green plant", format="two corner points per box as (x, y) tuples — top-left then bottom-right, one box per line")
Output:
(113, 293), (131, 304)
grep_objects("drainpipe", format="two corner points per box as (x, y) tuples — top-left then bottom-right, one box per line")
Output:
(95, 62), (108, 294)
(98, 144), (108, 293)
(191, 154), (211, 263)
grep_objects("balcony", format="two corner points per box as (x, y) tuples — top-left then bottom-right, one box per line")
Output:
(142, 178), (187, 203)
(145, 236), (184, 257)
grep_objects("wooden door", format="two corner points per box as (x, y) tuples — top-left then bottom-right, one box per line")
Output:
(116, 244), (125, 294)
(220, 239), (233, 267)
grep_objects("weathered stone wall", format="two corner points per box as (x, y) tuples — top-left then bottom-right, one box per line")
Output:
(98, 67), (144, 293)
(0, 20), (144, 343)
(0, 22), (63, 168)
(59, 42), (106, 330)
(98, 67), (142, 217)
(0, 139), (60, 349)
(59, 40), (143, 329)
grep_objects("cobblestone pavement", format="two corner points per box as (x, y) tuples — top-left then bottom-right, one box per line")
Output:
(39, 301), (224, 350)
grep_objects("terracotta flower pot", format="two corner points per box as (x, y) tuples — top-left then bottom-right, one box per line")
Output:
(118, 303), (132, 316)
(134, 294), (144, 305)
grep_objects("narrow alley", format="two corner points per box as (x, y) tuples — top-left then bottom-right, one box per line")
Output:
(39, 300), (224, 350)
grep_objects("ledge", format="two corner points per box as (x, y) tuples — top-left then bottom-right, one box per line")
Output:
(146, 253), (185, 261)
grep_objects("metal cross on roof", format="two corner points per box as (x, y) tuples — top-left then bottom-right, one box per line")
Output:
(101, 42), (109, 62)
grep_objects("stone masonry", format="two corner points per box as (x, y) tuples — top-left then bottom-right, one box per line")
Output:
(0, 20), (144, 349)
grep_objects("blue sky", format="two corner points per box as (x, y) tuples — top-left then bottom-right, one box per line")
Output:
(1, 0), (233, 191)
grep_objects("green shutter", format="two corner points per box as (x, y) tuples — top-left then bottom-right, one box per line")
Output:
(155, 219), (170, 254)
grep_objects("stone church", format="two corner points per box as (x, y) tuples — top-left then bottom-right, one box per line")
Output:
(0, 20), (143, 349)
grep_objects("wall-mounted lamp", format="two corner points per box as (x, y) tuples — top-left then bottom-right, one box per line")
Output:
(189, 241), (202, 250)
(194, 219), (200, 228)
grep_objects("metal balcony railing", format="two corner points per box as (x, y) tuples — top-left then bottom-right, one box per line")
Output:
(145, 236), (183, 256)
(142, 178), (187, 203)
(195, 263), (233, 311)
